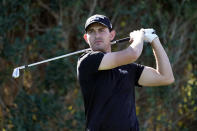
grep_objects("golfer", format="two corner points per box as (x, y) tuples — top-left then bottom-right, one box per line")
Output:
(77, 14), (174, 131)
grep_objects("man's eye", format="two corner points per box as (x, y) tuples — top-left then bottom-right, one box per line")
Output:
(99, 29), (105, 32)
(100, 29), (104, 32)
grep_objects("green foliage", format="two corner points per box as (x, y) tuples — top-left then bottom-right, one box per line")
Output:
(0, 0), (197, 130)
(7, 90), (63, 131)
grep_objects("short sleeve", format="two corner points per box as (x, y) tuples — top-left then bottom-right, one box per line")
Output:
(77, 51), (104, 75)
(134, 63), (144, 87)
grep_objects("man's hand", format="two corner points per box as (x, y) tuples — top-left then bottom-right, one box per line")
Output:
(144, 28), (158, 43)
(129, 29), (144, 43)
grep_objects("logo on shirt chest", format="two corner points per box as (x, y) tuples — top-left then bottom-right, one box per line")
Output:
(118, 69), (128, 74)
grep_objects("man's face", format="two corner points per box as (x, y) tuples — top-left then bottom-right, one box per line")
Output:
(85, 23), (115, 52)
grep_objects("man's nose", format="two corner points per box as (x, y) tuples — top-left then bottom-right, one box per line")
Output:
(95, 31), (100, 38)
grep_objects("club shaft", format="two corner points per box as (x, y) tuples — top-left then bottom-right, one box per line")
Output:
(18, 48), (91, 69)
(17, 37), (130, 69)
(111, 37), (130, 44)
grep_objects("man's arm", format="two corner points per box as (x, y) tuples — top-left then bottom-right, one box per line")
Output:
(99, 30), (144, 70)
(138, 38), (175, 86)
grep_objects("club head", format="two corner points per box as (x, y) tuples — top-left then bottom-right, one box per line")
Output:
(12, 68), (20, 78)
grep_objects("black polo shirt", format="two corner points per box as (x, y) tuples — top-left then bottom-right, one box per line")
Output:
(77, 51), (144, 131)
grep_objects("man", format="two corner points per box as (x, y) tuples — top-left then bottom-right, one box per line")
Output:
(77, 14), (174, 131)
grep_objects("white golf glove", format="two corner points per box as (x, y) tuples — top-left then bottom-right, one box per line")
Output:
(143, 28), (158, 43)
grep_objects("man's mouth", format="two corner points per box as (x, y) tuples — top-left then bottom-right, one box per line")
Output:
(94, 40), (103, 44)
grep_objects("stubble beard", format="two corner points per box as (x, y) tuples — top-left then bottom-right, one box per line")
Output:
(91, 44), (111, 53)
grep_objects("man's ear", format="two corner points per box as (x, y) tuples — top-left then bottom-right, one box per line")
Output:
(83, 34), (88, 43)
(110, 30), (116, 41)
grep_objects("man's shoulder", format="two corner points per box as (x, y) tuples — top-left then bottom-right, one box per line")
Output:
(78, 51), (91, 63)
(77, 51), (105, 75)
(78, 51), (104, 64)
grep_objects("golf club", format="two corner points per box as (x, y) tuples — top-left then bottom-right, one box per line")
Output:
(12, 37), (130, 78)
(12, 29), (155, 78)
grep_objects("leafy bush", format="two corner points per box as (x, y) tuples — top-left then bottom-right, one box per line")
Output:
(0, 0), (197, 130)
